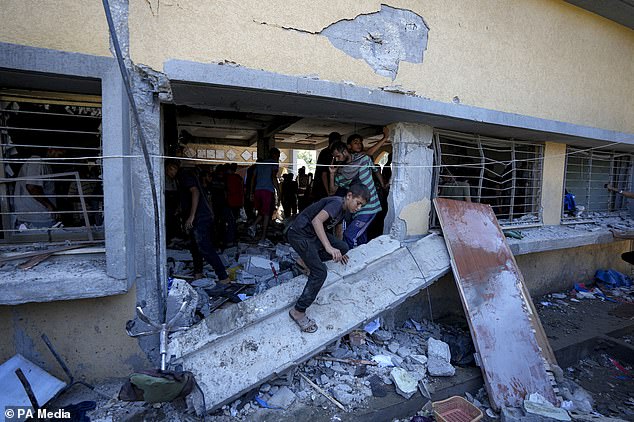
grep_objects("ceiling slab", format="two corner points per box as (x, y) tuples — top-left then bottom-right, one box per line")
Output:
(565, 0), (634, 30)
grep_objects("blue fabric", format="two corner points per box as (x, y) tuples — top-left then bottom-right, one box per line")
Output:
(564, 192), (576, 212)
(595, 269), (632, 287)
(344, 212), (376, 248)
(254, 159), (279, 192)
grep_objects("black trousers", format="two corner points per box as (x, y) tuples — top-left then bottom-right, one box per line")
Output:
(287, 227), (349, 312)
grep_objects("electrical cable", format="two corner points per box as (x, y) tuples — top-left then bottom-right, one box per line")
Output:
(101, 0), (166, 324)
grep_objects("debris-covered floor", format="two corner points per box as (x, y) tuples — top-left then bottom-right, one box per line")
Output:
(47, 272), (634, 422)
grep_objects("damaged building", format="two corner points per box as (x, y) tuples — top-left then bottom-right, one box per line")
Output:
(1, 0), (633, 420)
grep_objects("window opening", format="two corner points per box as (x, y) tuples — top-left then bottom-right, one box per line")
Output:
(562, 147), (632, 222)
(0, 89), (104, 244)
(432, 130), (544, 227)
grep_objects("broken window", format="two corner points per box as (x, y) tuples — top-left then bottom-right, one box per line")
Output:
(0, 89), (104, 244)
(432, 130), (544, 227)
(562, 147), (632, 222)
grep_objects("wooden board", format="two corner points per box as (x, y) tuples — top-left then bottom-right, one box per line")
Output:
(434, 198), (557, 410)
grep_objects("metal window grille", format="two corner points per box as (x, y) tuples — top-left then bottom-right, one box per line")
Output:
(432, 130), (544, 227)
(562, 147), (632, 222)
(0, 90), (104, 243)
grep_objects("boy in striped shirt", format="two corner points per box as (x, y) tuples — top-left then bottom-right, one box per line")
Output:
(329, 140), (383, 248)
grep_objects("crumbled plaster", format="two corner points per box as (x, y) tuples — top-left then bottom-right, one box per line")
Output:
(399, 199), (431, 236)
(256, 4), (428, 80)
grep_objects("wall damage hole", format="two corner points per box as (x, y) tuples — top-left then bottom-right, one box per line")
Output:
(320, 5), (429, 80)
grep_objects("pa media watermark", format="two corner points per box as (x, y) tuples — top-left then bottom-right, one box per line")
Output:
(5, 406), (71, 420)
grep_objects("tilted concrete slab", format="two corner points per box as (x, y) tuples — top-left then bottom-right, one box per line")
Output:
(168, 234), (451, 411)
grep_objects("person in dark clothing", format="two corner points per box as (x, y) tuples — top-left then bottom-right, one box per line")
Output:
(225, 162), (243, 245)
(311, 132), (341, 202)
(179, 166), (230, 283)
(296, 167), (311, 211)
(164, 159), (181, 245)
(244, 159), (260, 221)
(281, 173), (298, 218)
(287, 183), (370, 333)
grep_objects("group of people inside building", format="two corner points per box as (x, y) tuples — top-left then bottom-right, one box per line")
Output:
(164, 128), (391, 332)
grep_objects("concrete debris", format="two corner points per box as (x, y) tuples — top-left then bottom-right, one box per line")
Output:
(523, 393), (571, 421)
(266, 386), (296, 410)
(390, 367), (418, 399)
(165, 240), (301, 326)
(427, 337), (455, 376)
(166, 278), (198, 326)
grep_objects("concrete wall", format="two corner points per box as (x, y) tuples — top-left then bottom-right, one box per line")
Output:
(384, 239), (633, 326)
(0, 0), (111, 57)
(541, 142), (568, 225)
(516, 239), (632, 296)
(128, 0), (634, 134)
(0, 287), (149, 382)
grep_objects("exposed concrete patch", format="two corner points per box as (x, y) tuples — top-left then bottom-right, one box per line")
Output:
(321, 5), (428, 80)
(168, 234), (450, 410)
(385, 123), (434, 240)
(0, 255), (127, 305)
(399, 198), (431, 236)
(256, 5), (428, 80)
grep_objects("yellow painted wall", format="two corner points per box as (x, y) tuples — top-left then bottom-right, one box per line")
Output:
(129, 0), (634, 134)
(541, 142), (567, 225)
(0, 0), (111, 57)
(0, 287), (149, 382)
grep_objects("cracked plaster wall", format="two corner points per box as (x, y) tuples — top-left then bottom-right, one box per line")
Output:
(127, 0), (634, 134)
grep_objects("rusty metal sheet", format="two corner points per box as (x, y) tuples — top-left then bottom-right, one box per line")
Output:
(434, 198), (557, 410)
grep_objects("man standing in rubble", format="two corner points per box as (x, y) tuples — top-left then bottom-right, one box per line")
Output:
(180, 165), (230, 284)
(248, 148), (280, 242)
(287, 183), (369, 333)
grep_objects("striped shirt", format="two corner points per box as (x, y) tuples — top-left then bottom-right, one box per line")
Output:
(334, 153), (381, 217)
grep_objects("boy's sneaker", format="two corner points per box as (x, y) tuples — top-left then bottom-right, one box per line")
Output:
(247, 225), (257, 238)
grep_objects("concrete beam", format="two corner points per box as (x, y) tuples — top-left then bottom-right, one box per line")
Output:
(168, 234), (451, 411)
(0, 255), (127, 305)
(385, 123), (434, 240)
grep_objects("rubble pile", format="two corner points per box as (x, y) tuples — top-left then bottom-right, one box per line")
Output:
(537, 269), (634, 313)
(207, 318), (472, 419)
(166, 241), (302, 323)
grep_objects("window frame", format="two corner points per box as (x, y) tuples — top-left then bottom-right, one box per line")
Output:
(0, 42), (134, 304)
(561, 146), (633, 223)
(432, 129), (545, 229)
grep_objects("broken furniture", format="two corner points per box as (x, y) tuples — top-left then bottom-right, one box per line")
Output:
(434, 198), (558, 410)
(0, 354), (66, 422)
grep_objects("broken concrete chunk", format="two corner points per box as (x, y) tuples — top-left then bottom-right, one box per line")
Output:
(427, 337), (455, 376)
(319, 374), (329, 386)
(409, 354), (428, 366)
(245, 256), (280, 277)
(331, 388), (355, 405)
(390, 367), (418, 399)
(523, 393), (571, 421)
(372, 329), (393, 343)
(166, 278), (198, 327)
(388, 341), (400, 353)
(267, 386), (296, 410)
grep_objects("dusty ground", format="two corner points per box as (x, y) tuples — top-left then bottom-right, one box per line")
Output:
(45, 271), (634, 422)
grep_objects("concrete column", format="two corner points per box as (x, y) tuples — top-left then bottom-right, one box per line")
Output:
(541, 142), (566, 225)
(102, 63), (133, 283)
(257, 136), (275, 159)
(385, 123), (434, 240)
